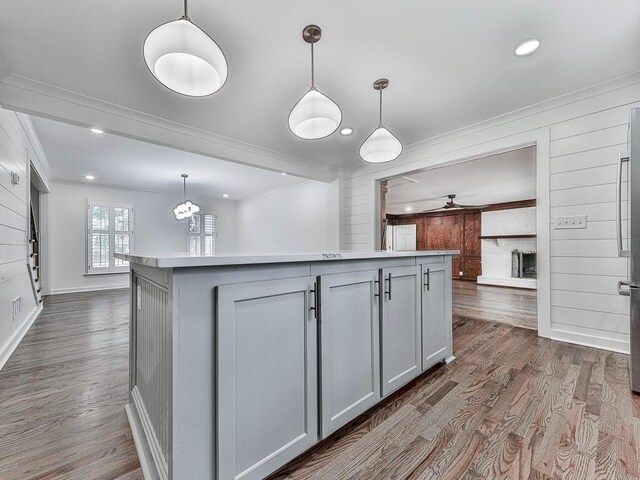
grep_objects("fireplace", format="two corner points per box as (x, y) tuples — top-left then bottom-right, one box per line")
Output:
(511, 249), (537, 279)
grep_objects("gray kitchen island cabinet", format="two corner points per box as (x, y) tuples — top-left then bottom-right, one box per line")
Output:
(116, 250), (456, 480)
(319, 270), (381, 437)
(380, 266), (422, 396)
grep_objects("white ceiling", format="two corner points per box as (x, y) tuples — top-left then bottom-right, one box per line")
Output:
(30, 116), (305, 200)
(385, 147), (536, 214)
(1, 0), (639, 171)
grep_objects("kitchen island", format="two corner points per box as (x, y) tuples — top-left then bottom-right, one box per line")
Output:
(116, 250), (457, 480)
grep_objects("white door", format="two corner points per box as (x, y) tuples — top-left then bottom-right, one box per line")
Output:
(393, 224), (417, 251)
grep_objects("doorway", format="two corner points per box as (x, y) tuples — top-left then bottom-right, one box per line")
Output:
(380, 146), (538, 331)
(29, 162), (49, 303)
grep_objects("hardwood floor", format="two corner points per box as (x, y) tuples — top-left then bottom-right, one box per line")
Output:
(2, 290), (638, 480)
(453, 280), (538, 330)
(272, 316), (640, 479)
(0, 290), (142, 480)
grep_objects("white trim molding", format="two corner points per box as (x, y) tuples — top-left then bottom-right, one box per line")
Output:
(49, 284), (129, 295)
(0, 73), (336, 183)
(0, 304), (42, 372)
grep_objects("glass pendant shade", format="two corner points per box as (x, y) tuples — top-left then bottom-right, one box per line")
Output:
(359, 127), (403, 163)
(174, 200), (200, 220)
(174, 174), (200, 220)
(144, 18), (228, 96)
(289, 88), (342, 139)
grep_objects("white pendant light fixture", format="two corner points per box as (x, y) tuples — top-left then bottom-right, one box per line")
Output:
(174, 174), (200, 220)
(359, 78), (403, 163)
(288, 25), (342, 140)
(144, 0), (228, 97)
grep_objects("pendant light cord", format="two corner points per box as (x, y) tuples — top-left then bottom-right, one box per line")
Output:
(310, 43), (315, 89)
(183, 176), (187, 201)
(379, 88), (383, 127)
(183, 0), (189, 19)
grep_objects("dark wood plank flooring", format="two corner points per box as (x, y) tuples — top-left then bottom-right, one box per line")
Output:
(1, 290), (637, 480)
(453, 280), (538, 330)
(0, 290), (142, 480)
(273, 318), (639, 479)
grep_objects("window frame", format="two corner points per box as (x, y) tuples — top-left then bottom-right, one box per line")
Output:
(86, 200), (134, 275)
(187, 212), (217, 256)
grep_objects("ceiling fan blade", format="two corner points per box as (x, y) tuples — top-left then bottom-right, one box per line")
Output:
(452, 203), (490, 209)
(419, 205), (448, 213)
(400, 176), (420, 183)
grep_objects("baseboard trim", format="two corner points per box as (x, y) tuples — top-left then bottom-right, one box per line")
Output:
(550, 328), (629, 354)
(49, 284), (129, 295)
(0, 304), (42, 372)
(125, 403), (161, 480)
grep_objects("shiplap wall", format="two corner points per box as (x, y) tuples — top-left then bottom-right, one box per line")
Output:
(342, 73), (640, 353)
(0, 106), (50, 368)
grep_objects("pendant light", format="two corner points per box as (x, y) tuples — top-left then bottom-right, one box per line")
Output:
(359, 79), (403, 163)
(174, 174), (200, 220)
(143, 0), (228, 97)
(288, 25), (342, 140)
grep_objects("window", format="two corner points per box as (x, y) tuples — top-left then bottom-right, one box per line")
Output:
(87, 201), (134, 274)
(187, 213), (216, 256)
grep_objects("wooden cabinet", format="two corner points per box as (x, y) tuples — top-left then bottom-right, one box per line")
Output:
(319, 271), (381, 437)
(387, 210), (483, 281)
(216, 277), (318, 480)
(380, 266), (422, 396)
(420, 260), (453, 370)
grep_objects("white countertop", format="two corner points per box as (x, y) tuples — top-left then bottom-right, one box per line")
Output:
(115, 250), (459, 268)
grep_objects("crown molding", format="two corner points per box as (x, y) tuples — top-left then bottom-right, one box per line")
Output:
(15, 111), (53, 187)
(344, 70), (640, 174)
(52, 179), (241, 206)
(0, 43), (10, 82)
(0, 73), (337, 183)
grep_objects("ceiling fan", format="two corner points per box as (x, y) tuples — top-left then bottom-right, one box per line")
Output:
(420, 194), (488, 213)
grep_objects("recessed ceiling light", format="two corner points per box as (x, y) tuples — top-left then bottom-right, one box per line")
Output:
(222, 193), (229, 198)
(405, 206), (413, 212)
(515, 39), (540, 57)
(340, 128), (353, 136)
(84, 175), (95, 180)
(90, 128), (104, 134)
(281, 172), (287, 176)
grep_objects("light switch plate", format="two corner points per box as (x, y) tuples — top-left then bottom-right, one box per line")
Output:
(554, 215), (587, 229)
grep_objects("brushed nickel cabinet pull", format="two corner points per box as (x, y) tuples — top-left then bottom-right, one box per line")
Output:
(424, 268), (430, 291)
(385, 273), (392, 300)
(309, 282), (318, 318)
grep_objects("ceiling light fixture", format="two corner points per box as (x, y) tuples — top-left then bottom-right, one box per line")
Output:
(90, 128), (104, 134)
(515, 39), (540, 56)
(222, 193), (229, 198)
(174, 174), (200, 220)
(281, 172), (287, 176)
(360, 78), (403, 163)
(405, 206), (413, 212)
(288, 25), (342, 140)
(340, 128), (353, 136)
(144, 0), (228, 96)
(84, 175), (95, 180)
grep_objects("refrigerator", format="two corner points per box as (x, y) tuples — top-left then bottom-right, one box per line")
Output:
(619, 108), (640, 392)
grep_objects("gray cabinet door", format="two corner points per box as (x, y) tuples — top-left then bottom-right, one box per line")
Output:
(319, 270), (380, 437)
(420, 261), (452, 370)
(380, 265), (422, 397)
(217, 276), (318, 480)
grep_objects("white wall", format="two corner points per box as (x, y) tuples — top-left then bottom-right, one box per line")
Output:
(479, 207), (537, 288)
(236, 180), (339, 253)
(342, 73), (640, 354)
(48, 181), (238, 294)
(0, 106), (51, 369)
